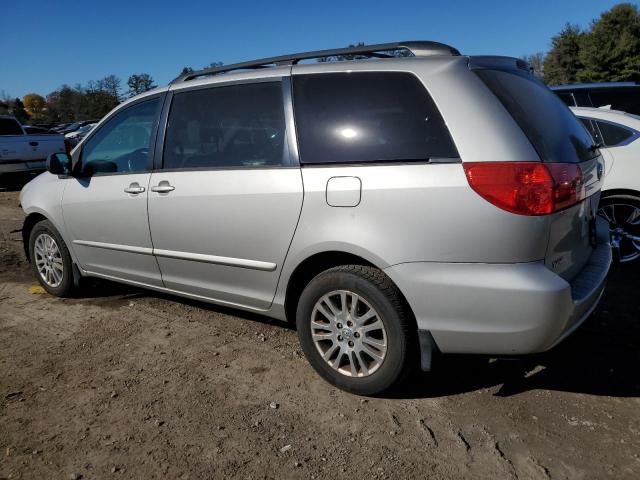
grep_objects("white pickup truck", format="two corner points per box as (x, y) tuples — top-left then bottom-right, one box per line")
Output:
(0, 115), (66, 174)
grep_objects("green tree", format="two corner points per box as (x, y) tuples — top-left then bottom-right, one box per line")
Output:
(84, 79), (120, 118)
(543, 24), (584, 85)
(23, 93), (46, 121)
(578, 3), (640, 82)
(84, 89), (119, 119)
(11, 98), (30, 124)
(46, 85), (79, 123)
(126, 73), (156, 97)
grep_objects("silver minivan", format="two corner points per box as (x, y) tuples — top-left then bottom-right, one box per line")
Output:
(20, 42), (611, 395)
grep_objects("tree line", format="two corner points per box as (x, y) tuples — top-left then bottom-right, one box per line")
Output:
(0, 73), (156, 125)
(1, 3), (637, 125)
(0, 61), (226, 126)
(522, 3), (639, 85)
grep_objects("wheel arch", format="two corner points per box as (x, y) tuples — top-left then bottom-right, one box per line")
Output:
(22, 212), (50, 262)
(283, 250), (417, 332)
(600, 188), (640, 200)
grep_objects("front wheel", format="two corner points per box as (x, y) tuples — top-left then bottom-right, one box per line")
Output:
(29, 220), (76, 296)
(296, 265), (415, 395)
(598, 195), (640, 263)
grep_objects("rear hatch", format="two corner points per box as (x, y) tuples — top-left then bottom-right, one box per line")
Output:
(472, 59), (604, 281)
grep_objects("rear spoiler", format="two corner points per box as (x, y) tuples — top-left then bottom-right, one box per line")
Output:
(468, 56), (533, 74)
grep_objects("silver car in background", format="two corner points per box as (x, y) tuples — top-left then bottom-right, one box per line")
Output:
(20, 41), (611, 395)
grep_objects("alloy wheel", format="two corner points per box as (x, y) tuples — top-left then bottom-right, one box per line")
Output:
(598, 203), (640, 263)
(34, 233), (64, 287)
(310, 290), (387, 377)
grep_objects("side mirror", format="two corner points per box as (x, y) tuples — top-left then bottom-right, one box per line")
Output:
(46, 152), (72, 175)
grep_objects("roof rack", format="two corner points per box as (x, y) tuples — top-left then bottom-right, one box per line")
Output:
(171, 41), (460, 84)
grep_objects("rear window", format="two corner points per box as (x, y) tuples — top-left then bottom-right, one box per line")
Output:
(475, 69), (597, 163)
(0, 118), (23, 135)
(292, 72), (458, 164)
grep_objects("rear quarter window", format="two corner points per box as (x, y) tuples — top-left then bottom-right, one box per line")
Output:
(595, 120), (636, 146)
(475, 69), (597, 163)
(292, 72), (458, 164)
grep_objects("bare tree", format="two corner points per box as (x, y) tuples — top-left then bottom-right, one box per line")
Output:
(126, 73), (156, 97)
(521, 52), (545, 79)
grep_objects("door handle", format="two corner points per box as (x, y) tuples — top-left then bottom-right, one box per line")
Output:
(29, 141), (39, 147)
(124, 183), (145, 194)
(150, 181), (175, 194)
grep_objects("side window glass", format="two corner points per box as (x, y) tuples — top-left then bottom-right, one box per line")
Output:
(0, 118), (24, 135)
(579, 118), (602, 145)
(595, 120), (635, 147)
(163, 82), (287, 169)
(81, 99), (159, 176)
(292, 72), (458, 165)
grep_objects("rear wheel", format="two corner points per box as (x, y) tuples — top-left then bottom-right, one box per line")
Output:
(29, 220), (75, 296)
(296, 265), (414, 395)
(598, 195), (640, 263)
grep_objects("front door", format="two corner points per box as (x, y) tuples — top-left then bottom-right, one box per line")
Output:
(62, 97), (164, 286)
(147, 80), (302, 310)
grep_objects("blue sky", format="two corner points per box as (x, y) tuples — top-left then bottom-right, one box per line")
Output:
(1, 0), (630, 99)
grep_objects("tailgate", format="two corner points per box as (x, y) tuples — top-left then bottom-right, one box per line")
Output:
(471, 62), (606, 282)
(545, 156), (605, 281)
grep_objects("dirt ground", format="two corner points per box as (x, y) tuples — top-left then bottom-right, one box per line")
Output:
(1, 175), (639, 480)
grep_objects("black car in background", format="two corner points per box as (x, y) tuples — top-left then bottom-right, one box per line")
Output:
(551, 82), (640, 115)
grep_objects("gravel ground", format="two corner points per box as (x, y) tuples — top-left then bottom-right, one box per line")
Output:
(1, 175), (639, 480)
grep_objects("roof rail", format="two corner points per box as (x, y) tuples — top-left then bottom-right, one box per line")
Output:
(171, 41), (460, 84)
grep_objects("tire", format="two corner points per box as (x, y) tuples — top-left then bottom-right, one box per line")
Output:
(28, 220), (75, 297)
(296, 265), (415, 395)
(598, 194), (640, 264)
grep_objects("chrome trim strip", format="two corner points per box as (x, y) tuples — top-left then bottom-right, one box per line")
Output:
(153, 249), (277, 271)
(74, 241), (277, 271)
(73, 240), (153, 255)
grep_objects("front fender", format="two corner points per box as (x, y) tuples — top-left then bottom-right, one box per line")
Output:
(20, 173), (77, 264)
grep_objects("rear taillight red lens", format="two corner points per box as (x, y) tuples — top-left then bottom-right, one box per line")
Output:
(463, 162), (584, 216)
(546, 163), (584, 211)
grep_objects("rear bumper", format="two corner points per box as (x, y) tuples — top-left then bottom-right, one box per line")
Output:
(385, 220), (611, 355)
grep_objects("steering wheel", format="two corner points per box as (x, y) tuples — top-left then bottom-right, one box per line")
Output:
(127, 147), (149, 172)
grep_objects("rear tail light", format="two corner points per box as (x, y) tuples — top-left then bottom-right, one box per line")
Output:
(463, 162), (584, 215)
